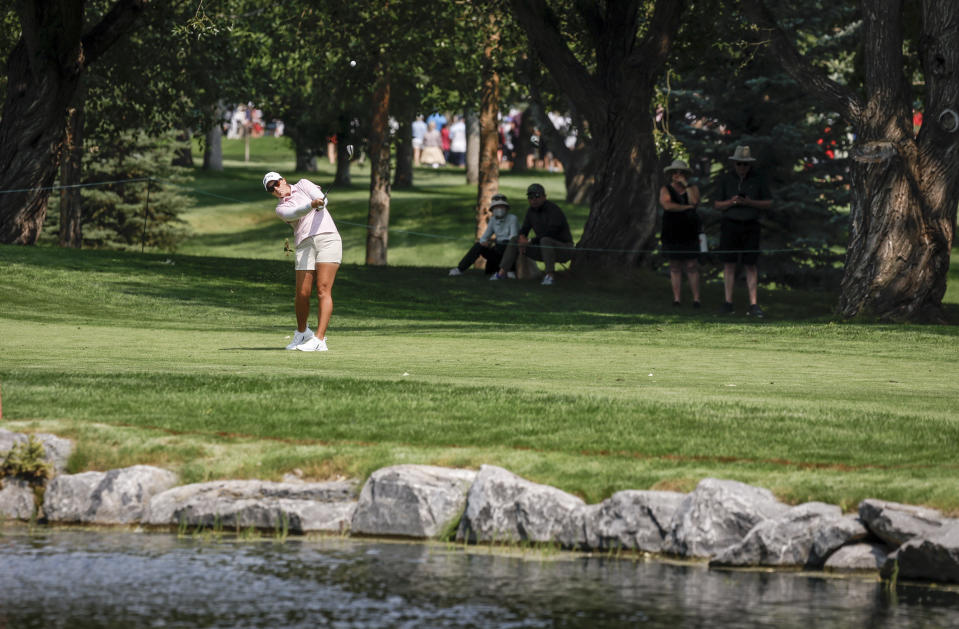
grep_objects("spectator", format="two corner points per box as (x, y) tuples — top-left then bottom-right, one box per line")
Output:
(492, 183), (573, 286)
(448, 194), (518, 277)
(448, 115), (467, 167)
(264, 171), (342, 352)
(441, 124), (451, 163)
(713, 145), (773, 317)
(659, 159), (702, 308)
(411, 115), (427, 165)
(420, 121), (445, 168)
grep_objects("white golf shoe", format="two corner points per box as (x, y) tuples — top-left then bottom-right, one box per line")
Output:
(286, 327), (314, 350)
(296, 336), (328, 352)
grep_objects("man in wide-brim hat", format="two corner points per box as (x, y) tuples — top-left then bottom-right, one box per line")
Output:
(713, 145), (773, 317)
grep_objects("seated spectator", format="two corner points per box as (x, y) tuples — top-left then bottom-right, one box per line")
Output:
(492, 183), (573, 286)
(449, 194), (518, 277)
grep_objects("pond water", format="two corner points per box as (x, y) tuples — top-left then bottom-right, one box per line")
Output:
(2, 527), (958, 628)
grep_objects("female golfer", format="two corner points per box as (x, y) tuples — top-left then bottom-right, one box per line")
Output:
(263, 171), (341, 352)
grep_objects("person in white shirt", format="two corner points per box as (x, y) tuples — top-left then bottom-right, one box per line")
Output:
(448, 194), (519, 277)
(264, 171), (342, 352)
(448, 115), (467, 167)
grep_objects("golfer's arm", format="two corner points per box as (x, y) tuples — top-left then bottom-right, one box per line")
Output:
(276, 203), (314, 221)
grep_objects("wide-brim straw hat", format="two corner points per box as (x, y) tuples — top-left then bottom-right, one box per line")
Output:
(729, 145), (756, 162)
(663, 159), (692, 176)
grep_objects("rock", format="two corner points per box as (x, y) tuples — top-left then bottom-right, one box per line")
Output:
(0, 429), (73, 474)
(351, 465), (476, 539)
(147, 479), (358, 534)
(665, 478), (789, 559)
(559, 490), (685, 552)
(456, 465), (584, 544)
(44, 465), (178, 524)
(808, 514), (871, 567)
(824, 543), (888, 571)
(0, 477), (37, 520)
(859, 499), (946, 546)
(710, 502), (842, 567)
(881, 521), (959, 584)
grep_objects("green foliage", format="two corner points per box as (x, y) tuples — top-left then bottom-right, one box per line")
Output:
(45, 131), (194, 251)
(1, 437), (52, 484)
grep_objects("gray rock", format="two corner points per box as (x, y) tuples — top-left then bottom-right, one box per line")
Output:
(559, 490), (685, 552)
(456, 465), (585, 544)
(880, 521), (959, 584)
(809, 514), (871, 567)
(824, 543), (888, 571)
(351, 465), (476, 539)
(147, 479), (358, 534)
(0, 429), (73, 474)
(0, 477), (37, 520)
(859, 499), (946, 546)
(44, 465), (178, 524)
(710, 502), (842, 567)
(665, 478), (790, 558)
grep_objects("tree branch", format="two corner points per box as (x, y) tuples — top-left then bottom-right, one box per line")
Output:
(81, 0), (150, 67)
(632, 0), (685, 74)
(741, 0), (863, 124)
(508, 0), (606, 127)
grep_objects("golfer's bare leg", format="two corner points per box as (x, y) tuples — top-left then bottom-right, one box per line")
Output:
(294, 269), (315, 332)
(723, 262), (736, 303)
(314, 262), (339, 340)
(745, 265), (758, 306)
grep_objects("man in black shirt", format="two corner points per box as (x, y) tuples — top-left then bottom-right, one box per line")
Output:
(492, 183), (574, 285)
(713, 146), (772, 317)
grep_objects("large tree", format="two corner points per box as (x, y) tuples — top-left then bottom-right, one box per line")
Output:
(0, 0), (148, 244)
(743, 0), (959, 321)
(509, 0), (685, 270)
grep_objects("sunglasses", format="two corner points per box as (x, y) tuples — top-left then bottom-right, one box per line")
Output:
(735, 162), (751, 167)
(267, 179), (282, 193)
(527, 193), (542, 199)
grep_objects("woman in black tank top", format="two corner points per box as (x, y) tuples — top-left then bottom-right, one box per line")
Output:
(659, 160), (702, 307)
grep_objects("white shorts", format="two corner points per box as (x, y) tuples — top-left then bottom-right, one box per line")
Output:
(295, 233), (343, 270)
(412, 138), (424, 149)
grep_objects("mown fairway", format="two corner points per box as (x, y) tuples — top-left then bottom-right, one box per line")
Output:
(2, 139), (958, 512)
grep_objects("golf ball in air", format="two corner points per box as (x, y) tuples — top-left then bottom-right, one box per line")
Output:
(349, 60), (357, 67)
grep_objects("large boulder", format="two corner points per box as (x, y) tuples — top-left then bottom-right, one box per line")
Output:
(0, 429), (73, 474)
(147, 479), (358, 534)
(858, 499), (947, 546)
(710, 502), (842, 567)
(808, 513), (871, 567)
(665, 478), (789, 559)
(456, 465), (584, 544)
(558, 490), (685, 552)
(824, 543), (888, 572)
(44, 465), (178, 524)
(351, 465), (476, 539)
(880, 521), (959, 584)
(0, 477), (37, 520)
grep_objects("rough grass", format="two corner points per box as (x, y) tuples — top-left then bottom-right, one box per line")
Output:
(2, 138), (958, 513)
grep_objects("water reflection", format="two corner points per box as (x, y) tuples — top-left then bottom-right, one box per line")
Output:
(1, 527), (957, 628)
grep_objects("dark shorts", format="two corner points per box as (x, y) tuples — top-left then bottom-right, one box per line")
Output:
(719, 218), (761, 265)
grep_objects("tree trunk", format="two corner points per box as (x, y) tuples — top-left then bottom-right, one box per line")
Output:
(203, 123), (223, 171)
(172, 130), (193, 167)
(366, 67), (391, 266)
(476, 28), (501, 247)
(59, 103), (84, 248)
(511, 109), (535, 173)
(335, 136), (352, 186)
(743, 0), (959, 321)
(0, 0), (147, 245)
(466, 110), (481, 185)
(393, 116), (414, 189)
(509, 0), (684, 271)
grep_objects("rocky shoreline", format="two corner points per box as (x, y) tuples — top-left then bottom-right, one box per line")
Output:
(2, 428), (956, 584)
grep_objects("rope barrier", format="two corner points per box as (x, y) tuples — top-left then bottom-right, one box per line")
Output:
(0, 176), (829, 258)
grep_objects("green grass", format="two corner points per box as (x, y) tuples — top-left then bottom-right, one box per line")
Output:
(2, 137), (958, 514)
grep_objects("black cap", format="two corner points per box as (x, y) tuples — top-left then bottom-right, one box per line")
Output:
(526, 183), (545, 197)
